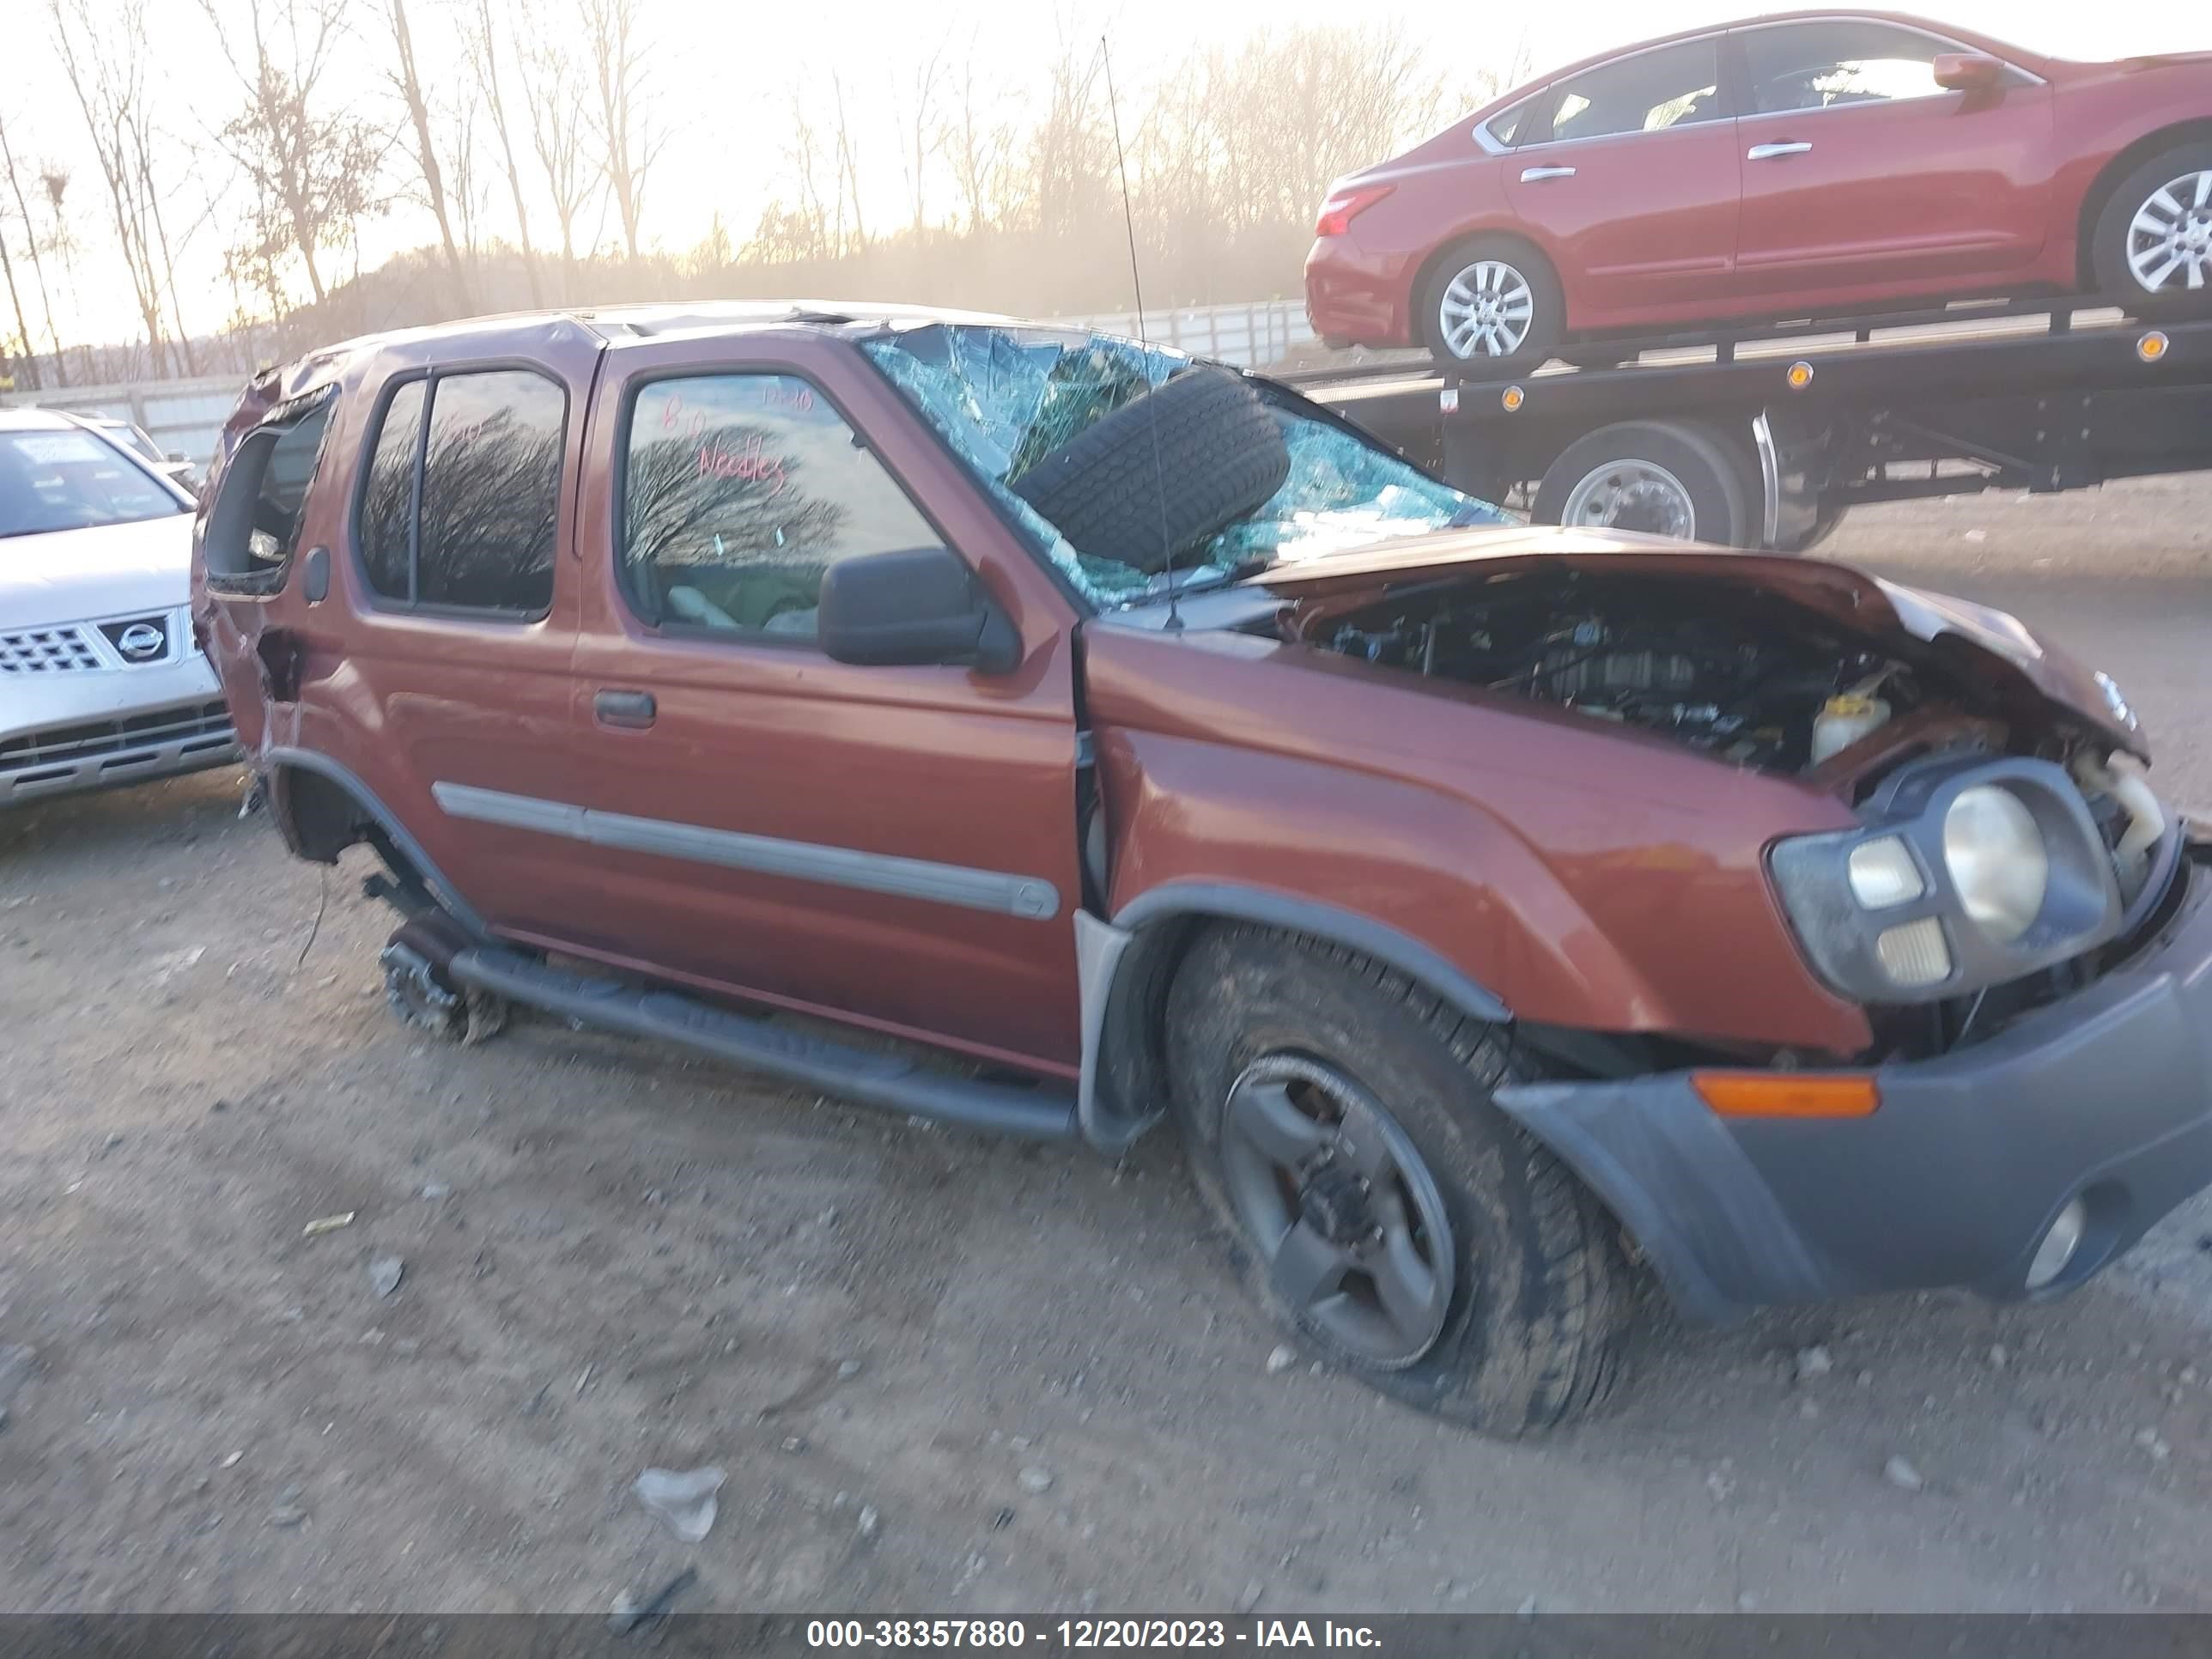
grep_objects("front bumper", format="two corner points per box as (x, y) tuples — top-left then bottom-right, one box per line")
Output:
(2, 649), (238, 806)
(1496, 844), (2212, 1324)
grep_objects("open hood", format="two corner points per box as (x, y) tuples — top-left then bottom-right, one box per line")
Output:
(1243, 526), (2148, 758)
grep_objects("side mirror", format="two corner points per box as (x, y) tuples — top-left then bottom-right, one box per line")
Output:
(1933, 52), (2003, 93)
(817, 545), (1021, 673)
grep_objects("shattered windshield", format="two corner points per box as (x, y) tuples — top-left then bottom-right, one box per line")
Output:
(861, 324), (1509, 608)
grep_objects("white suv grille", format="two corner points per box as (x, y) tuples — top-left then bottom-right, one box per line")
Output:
(0, 624), (104, 674)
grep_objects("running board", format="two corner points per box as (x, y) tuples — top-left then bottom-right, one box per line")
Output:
(446, 945), (1079, 1141)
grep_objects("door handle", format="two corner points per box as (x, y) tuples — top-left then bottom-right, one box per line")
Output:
(1747, 142), (1814, 161)
(1520, 165), (1577, 182)
(594, 689), (657, 729)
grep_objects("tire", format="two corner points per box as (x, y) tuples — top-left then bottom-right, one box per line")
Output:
(1419, 236), (1565, 370)
(1532, 420), (1759, 547)
(2090, 141), (2212, 320)
(1164, 926), (1632, 1436)
(1010, 366), (1291, 574)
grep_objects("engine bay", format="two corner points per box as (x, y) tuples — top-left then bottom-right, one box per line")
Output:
(1303, 568), (1971, 776)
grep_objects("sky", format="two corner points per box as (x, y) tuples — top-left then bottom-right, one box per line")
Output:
(8, 0), (2204, 351)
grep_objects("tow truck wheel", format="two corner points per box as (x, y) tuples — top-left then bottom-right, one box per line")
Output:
(1164, 926), (1632, 1436)
(1420, 236), (1565, 369)
(1533, 420), (1759, 547)
(2092, 142), (2212, 320)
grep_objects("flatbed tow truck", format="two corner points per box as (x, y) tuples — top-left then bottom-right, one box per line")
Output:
(1289, 298), (2212, 551)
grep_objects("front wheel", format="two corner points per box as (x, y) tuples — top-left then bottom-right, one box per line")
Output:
(1165, 926), (1632, 1436)
(1420, 238), (1565, 370)
(2091, 143), (2212, 319)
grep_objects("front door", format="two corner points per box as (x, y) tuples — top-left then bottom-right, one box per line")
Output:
(1501, 33), (1741, 323)
(545, 332), (1085, 1075)
(1729, 18), (2055, 301)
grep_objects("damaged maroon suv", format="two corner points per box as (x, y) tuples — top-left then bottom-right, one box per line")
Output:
(192, 303), (2212, 1434)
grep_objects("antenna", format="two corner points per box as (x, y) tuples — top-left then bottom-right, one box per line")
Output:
(1100, 35), (1181, 632)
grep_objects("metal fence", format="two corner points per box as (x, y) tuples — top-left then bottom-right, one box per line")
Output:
(0, 301), (1317, 468)
(0, 374), (244, 471)
(1049, 299), (1315, 367)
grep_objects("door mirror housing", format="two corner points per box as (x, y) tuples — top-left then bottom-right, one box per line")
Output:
(817, 545), (1021, 673)
(1933, 52), (2003, 93)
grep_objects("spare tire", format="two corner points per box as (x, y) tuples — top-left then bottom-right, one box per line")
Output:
(1011, 366), (1290, 574)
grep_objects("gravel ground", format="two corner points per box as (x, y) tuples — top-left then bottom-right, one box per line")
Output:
(2, 476), (2209, 1615)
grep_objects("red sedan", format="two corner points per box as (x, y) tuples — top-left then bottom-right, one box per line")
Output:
(1305, 11), (2212, 368)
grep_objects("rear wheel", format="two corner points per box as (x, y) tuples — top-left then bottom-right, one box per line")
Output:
(1420, 237), (1565, 369)
(1164, 926), (1632, 1435)
(2091, 142), (2212, 319)
(1533, 420), (1759, 547)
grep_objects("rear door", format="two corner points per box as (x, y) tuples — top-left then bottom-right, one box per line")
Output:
(1729, 18), (2055, 297)
(1500, 34), (1741, 321)
(325, 348), (592, 941)
(544, 331), (1086, 1074)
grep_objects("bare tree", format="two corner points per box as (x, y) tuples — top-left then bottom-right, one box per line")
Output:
(199, 0), (385, 307)
(520, 33), (594, 291)
(0, 118), (65, 386)
(0, 228), (37, 388)
(52, 0), (177, 374)
(580, 0), (656, 260)
(940, 46), (1018, 236)
(465, 0), (544, 306)
(898, 41), (947, 236)
(1016, 37), (1112, 240)
(379, 0), (471, 311)
(829, 72), (867, 253)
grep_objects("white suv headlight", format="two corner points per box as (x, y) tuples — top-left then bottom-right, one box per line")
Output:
(1942, 786), (2048, 944)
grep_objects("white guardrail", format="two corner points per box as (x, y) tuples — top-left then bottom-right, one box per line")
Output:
(0, 301), (1316, 467)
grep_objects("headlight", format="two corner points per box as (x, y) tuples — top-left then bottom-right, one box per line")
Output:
(1942, 786), (2048, 943)
(1766, 756), (2123, 1006)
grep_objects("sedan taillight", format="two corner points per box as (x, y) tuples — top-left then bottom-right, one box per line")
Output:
(1315, 185), (1395, 238)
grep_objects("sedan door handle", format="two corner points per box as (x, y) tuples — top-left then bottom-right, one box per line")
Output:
(594, 689), (657, 729)
(1747, 142), (1814, 161)
(1520, 165), (1577, 181)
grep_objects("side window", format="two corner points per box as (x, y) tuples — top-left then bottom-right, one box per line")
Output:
(1485, 96), (1540, 149)
(1742, 22), (2022, 114)
(360, 380), (425, 600)
(1547, 40), (1725, 143)
(353, 369), (564, 615)
(201, 393), (333, 594)
(622, 373), (945, 641)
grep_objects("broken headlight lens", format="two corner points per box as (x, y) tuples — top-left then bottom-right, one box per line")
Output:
(1942, 785), (2049, 944)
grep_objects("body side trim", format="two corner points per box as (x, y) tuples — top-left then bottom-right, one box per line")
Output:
(432, 781), (1062, 921)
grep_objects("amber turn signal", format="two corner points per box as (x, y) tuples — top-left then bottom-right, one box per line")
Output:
(1500, 385), (1526, 412)
(1692, 1072), (1880, 1118)
(2137, 331), (2170, 364)
(1784, 360), (1815, 391)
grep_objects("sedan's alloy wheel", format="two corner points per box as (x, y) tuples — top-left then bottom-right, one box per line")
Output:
(2127, 169), (2212, 295)
(1437, 260), (1535, 359)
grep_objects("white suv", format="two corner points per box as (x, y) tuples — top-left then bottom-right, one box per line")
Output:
(1, 409), (238, 806)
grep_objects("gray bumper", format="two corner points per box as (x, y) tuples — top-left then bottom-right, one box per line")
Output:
(1496, 850), (2212, 1325)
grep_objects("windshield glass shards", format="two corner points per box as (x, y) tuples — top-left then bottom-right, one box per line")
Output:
(861, 323), (1508, 609)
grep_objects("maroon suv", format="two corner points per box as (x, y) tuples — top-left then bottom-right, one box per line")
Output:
(193, 303), (2212, 1433)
